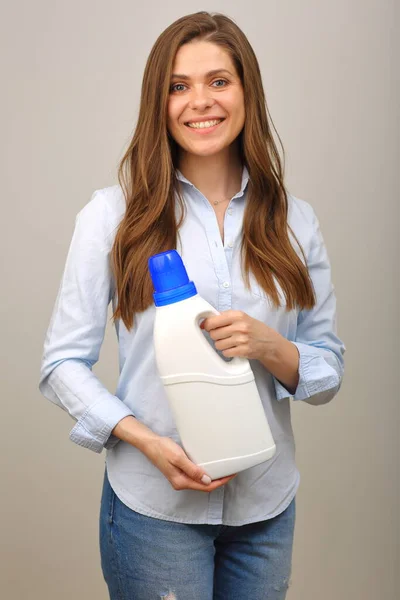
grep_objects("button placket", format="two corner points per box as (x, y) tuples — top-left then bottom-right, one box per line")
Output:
(202, 214), (231, 311)
(191, 185), (246, 313)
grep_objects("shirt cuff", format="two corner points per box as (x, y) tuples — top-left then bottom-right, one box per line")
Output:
(69, 397), (134, 453)
(273, 341), (341, 402)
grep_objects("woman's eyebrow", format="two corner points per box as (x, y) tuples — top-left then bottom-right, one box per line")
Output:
(170, 69), (234, 80)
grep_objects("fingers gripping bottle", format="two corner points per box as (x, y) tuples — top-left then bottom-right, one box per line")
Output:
(148, 250), (276, 480)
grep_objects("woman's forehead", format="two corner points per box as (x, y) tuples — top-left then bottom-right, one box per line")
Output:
(172, 41), (235, 76)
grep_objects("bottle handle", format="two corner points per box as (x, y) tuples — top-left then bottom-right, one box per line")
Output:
(196, 307), (250, 374)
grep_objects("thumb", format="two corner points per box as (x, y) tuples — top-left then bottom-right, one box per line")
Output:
(176, 453), (212, 485)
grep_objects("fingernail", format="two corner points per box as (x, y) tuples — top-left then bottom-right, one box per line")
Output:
(201, 474), (212, 485)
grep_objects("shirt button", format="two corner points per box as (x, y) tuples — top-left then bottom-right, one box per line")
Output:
(222, 281), (230, 288)
(227, 209), (233, 215)
(227, 241), (233, 248)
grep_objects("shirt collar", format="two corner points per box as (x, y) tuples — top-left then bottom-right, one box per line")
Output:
(175, 165), (250, 198)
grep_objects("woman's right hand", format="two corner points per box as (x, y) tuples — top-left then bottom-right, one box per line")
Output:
(143, 435), (236, 492)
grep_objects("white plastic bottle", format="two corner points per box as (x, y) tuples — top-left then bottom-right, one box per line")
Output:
(148, 250), (276, 480)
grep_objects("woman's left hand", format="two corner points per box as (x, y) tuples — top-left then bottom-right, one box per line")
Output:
(201, 310), (279, 362)
(202, 309), (300, 393)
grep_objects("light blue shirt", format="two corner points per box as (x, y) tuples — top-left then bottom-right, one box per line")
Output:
(39, 166), (345, 525)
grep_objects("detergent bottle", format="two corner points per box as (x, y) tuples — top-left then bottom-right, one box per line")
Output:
(148, 249), (276, 480)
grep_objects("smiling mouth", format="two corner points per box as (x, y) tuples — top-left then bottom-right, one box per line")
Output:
(184, 118), (226, 129)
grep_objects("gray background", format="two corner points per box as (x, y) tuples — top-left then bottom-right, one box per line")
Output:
(1, 1), (398, 598)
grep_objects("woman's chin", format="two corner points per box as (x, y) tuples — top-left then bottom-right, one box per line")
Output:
(183, 141), (232, 158)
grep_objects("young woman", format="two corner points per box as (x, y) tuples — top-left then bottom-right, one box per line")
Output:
(39, 11), (345, 600)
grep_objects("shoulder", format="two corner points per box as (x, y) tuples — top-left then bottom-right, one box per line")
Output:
(76, 184), (126, 247)
(78, 184), (126, 224)
(286, 193), (321, 256)
(287, 193), (317, 229)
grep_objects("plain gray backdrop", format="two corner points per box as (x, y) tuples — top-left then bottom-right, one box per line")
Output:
(1, 1), (398, 598)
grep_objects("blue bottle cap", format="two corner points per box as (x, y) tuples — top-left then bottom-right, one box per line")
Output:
(148, 250), (197, 306)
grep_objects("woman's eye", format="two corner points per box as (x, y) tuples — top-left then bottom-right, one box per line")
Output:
(212, 79), (228, 87)
(170, 79), (228, 93)
(170, 83), (186, 92)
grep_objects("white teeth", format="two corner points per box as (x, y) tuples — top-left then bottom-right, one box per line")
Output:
(187, 119), (223, 129)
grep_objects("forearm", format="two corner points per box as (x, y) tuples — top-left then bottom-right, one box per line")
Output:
(111, 415), (160, 453)
(259, 332), (300, 395)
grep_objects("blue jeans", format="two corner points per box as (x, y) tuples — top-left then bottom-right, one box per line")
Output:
(99, 468), (295, 599)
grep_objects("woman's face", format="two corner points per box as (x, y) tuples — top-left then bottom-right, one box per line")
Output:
(167, 40), (245, 158)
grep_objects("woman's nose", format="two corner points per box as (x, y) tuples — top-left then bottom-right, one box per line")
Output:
(188, 86), (214, 110)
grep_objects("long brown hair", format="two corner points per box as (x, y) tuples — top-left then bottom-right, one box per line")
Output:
(111, 11), (316, 330)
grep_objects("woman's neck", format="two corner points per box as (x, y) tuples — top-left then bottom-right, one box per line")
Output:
(177, 145), (243, 201)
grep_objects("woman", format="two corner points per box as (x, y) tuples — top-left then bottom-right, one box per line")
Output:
(39, 11), (345, 600)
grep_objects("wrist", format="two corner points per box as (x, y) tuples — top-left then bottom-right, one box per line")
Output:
(112, 416), (160, 452)
(259, 333), (300, 394)
(260, 326), (283, 365)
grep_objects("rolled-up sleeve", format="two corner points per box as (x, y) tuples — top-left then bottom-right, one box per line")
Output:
(39, 190), (134, 452)
(274, 210), (345, 405)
